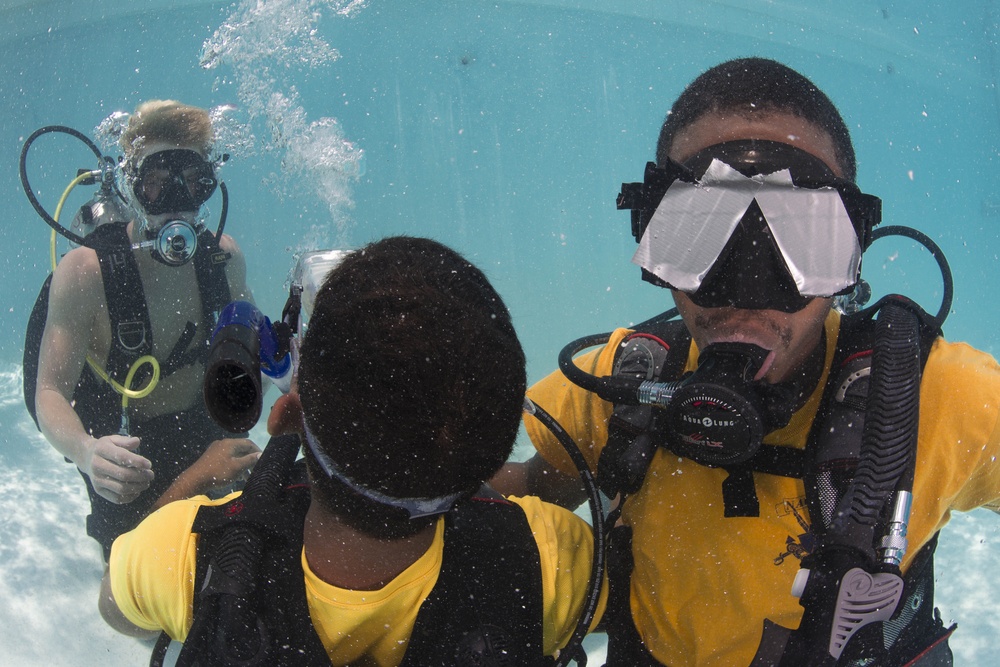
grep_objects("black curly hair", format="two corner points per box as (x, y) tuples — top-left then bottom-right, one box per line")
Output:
(298, 236), (527, 539)
(656, 57), (856, 182)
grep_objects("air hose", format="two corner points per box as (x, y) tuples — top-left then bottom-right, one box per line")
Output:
(170, 434), (302, 667)
(19, 125), (111, 246)
(870, 225), (952, 328)
(526, 398), (605, 667)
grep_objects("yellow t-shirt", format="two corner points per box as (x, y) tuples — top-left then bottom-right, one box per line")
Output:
(525, 309), (1000, 667)
(110, 493), (605, 666)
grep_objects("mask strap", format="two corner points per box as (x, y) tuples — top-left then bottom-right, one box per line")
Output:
(302, 418), (463, 519)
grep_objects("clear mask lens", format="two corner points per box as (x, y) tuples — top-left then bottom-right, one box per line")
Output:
(291, 249), (351, 328)
(132, 149), (217, 215)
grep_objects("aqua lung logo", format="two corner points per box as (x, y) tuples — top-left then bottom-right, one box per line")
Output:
(680, 413), (738, 429)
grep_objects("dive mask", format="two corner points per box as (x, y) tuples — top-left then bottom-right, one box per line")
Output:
(130, 148), (218, 216)
(618, 140), (881, 313)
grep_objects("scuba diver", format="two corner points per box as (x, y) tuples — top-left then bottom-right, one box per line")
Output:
(22, 100), (260, 628)
(490, 58), (1000, 666)
(102, 236), (605, 666)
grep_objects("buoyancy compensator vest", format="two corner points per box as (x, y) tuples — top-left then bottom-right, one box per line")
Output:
(155, 434), (552, 667)
(587, 297), (956, 666)
(23, 221), (232, 434)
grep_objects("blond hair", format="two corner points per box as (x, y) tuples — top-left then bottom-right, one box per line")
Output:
(120, 100), (213, 160)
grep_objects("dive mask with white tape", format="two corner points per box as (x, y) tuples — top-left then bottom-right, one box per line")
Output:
(618, 140), (881, 313)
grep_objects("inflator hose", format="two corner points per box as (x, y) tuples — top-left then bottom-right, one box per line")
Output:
(827, 299), (921, 551)
(216, 182), (229, 240)
(170, 435), (301, 667)
(558, 332), (618, 395)
(525, 398), (605, 667)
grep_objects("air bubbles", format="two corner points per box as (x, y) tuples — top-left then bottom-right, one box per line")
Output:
(93, 111), (131, 155)
(209, 104), (256, 163)
(201, 0), (370, 242)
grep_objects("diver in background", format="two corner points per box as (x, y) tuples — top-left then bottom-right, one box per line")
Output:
(103, 236), (604, 664)
(491, 58), (1000, 665)
(33, 100), (260, 581)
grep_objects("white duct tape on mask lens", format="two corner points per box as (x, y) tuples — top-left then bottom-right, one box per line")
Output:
(754, 173), (862, 297)
(632, 160), (861, 297)
(632, 160), (758, 291)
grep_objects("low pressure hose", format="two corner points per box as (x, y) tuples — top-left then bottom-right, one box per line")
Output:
(525, 398), (604, 667)
(871, 225), (953, 328)
(19, 125), (103, 246)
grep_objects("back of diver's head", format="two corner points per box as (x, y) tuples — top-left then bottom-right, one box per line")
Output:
(655, 57), (857, 182)
(120, 100), (214, 160)
(297, 235), (527, 539)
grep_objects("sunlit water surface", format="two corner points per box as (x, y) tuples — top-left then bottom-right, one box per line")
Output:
(2, 1), (999, 664)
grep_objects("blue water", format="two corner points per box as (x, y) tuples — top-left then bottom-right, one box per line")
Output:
(1, 1), (999, 664)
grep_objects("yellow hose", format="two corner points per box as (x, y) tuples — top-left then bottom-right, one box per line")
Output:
(51, 172), (161, 412)
(50, 171), (94, 272)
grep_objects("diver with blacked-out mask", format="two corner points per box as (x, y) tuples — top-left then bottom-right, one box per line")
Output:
(22, 100), (260, 632)
(491, 57), (1000, 666)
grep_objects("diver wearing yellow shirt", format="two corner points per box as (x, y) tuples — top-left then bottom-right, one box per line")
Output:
(106, 236), (606, 666)
(111, 490), (596, 665)
(491, 58), (1000, 666)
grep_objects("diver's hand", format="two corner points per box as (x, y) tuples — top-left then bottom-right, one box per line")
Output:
(188, 438), (262, 494)
(78, 435), (154, 505)
(153, 438), (261, 511)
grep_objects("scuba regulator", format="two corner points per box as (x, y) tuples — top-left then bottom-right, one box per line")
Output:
(20, 124), (230, 267)
(559, 327), (799, 487)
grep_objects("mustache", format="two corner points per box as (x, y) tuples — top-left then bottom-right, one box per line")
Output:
(692, 309), (794, 348)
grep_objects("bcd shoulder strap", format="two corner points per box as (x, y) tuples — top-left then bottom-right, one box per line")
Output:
(401, 490), (552, 667)
(21, 223), (144, 430)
